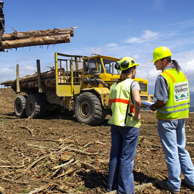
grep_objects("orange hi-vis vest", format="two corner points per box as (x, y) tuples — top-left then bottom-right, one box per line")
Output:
(108, 78), (141, 128)
(157, 68), (190, 120)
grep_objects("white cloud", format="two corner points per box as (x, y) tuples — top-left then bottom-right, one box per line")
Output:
(0, 68), (16, 86)
(125, 37), (139, 44)
(168, 19), (194, 29)
(137, 66), (160, 85)
(19, 65), (37, 76)
(89, 47), (102, 55)
(105, 43), (118, 47)
(173, 50), (194, 73)
(124, 30), (160, 44)
(184, 59), (194, 76)
(0, 68), (13, 74)
(133, 54), (142, 60)
(172, 50), (194, 91)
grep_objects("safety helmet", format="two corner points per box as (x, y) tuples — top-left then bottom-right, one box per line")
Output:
(151, 46), (172, 62)
(115, 57), (139, 71)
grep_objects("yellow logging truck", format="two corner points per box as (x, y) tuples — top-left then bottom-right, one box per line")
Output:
(1, 53), (153, 125)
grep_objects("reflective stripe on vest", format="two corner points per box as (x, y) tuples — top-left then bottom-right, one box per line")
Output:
(157, 68), (190, 120)
(108, 78), (141, 128)
(110, 98), (129, 104)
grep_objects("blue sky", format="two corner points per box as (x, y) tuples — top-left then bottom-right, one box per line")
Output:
(1, 0), (194, 94)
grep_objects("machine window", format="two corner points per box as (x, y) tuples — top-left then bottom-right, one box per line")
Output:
(103, 59), (120, 75)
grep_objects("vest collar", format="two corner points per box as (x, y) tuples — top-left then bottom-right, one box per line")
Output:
(162, 65), (173, 72)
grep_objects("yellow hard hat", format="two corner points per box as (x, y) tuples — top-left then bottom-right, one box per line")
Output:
(115, 57), (139, 71)
(151, 46), (172, 62)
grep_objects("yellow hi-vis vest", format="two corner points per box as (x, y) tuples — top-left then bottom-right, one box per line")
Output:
(108, 78), (141, 128)
(157, 68), (190, 120)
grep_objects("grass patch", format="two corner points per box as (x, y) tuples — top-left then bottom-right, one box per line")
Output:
(0, 117), (6, 123)
(23, 188), (30, 193)
(66, 176), (72, 182)
(76, 186), (87, 192)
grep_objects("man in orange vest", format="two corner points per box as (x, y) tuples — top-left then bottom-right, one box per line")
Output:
(150, 46), (194, 193)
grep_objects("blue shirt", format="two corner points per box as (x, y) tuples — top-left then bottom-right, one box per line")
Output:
(154, 66), (173, 102)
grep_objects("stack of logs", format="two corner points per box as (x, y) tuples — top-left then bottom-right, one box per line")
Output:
(1, 68), (83, 90)
(0, 26), (79, 89)
(1, 70), (56, 89)
(0, 27), (77, 50)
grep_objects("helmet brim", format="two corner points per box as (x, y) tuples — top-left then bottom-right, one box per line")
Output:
(133, 63), (139, 67)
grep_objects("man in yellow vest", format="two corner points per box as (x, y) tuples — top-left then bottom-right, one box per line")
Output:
(107, 57), (141, 194)
(150, 46), (194, 194)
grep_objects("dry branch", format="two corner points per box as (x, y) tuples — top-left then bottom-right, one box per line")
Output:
(83, 140), (106, 148)
(187, 142), (194, 145)
(0, 186), (6, 194)
(52, 158), (75, 170)
(20, 126), (34, 136)
(79, 161), (97, 171)
(135, 182), (154, 191)
(28, 185), (46, 194)
(51, 168), (62, 179)
(0, 165), (25, 169)
(60, 147), (107, 156)
(27, 154), (49, 170)
(60, 135), (73, 144)
(56, 167), (77, 179)
(105, 182), (154, 194)
(27, 138), (59, 143)
(27, 144), (48, 150)
(0, 177), (28, 185)
(0, 158), (10, 164)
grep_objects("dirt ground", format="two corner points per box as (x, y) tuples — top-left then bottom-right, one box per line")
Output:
(0, 88), (194, 194)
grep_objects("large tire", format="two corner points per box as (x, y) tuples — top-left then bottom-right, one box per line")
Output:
(75, 92), (106, 125)
(25, 94), (46, 118)
(14, 95), (27, 118)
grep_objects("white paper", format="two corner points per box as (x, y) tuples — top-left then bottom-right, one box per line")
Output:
(141, 101), (154, 107)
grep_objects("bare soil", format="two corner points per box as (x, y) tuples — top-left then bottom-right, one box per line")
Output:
(0, 88), (194, 194)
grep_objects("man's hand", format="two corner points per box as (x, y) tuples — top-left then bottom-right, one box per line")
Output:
(132, 113), (141, 120)
(150, 104), (157, 111)
(150, 100), (166, 111)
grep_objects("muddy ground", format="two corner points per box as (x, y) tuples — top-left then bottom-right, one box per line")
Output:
(0, 88), (193, 194)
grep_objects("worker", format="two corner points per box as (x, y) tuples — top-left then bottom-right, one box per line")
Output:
(150, 46), (194, 193)
(107, 57), (141, 194)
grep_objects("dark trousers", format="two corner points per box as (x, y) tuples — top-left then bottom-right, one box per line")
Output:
(107, 125), (139, 194)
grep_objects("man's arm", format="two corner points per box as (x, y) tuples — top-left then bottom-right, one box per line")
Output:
(150, 100), (166, 111)
(132, 89), (141, 120)
(150, 75), (168, 111)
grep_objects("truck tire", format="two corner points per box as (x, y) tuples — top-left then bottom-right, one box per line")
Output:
(25, 94), (46, 118)
(75, 92), (106, 125)
(14, 95), (27, 118)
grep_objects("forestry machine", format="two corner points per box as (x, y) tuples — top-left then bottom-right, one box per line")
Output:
(1, 53), (153, 125)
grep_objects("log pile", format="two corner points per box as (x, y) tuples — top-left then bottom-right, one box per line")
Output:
(1, 68), (83, 90)
(1, 69), (56, 89)
(0, 27), (77, 50)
